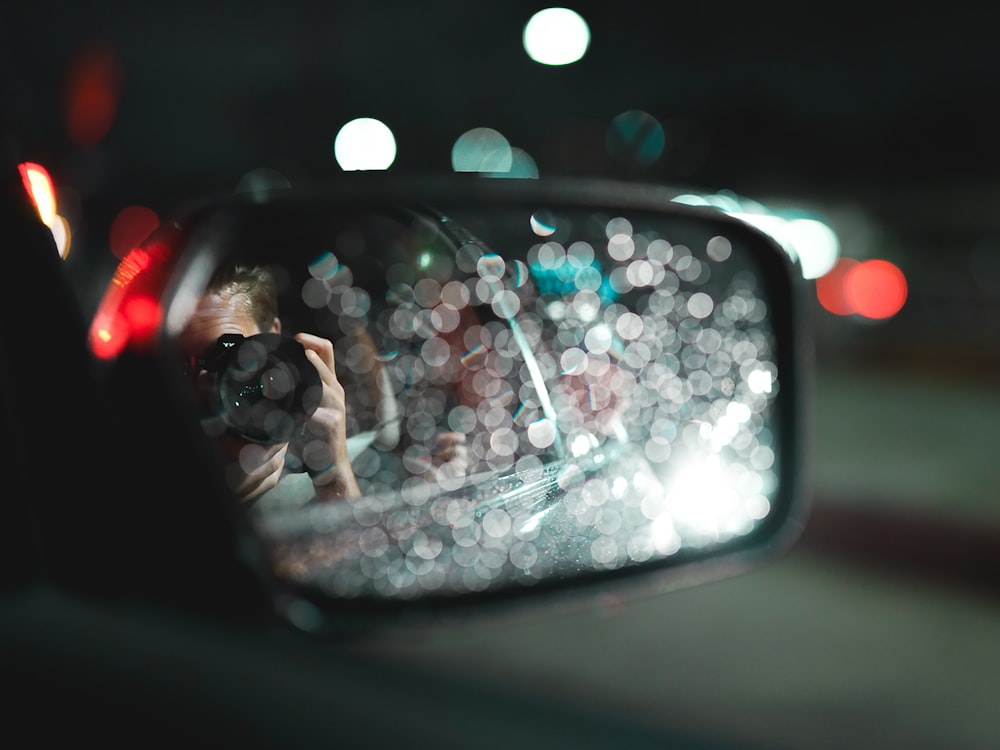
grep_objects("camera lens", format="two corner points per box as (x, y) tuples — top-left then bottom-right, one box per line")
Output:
(212, 333), (321, 444)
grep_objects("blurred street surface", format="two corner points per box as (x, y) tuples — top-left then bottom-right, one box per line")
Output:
(351, 361), (1000, 750)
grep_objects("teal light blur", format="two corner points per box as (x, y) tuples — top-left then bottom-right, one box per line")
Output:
(673, 191), (841, 279)
(484, 148), (540, 179)
(451, 127), (513, 172)
(606, 110), (665, 166)
(235, 167), (292, 198)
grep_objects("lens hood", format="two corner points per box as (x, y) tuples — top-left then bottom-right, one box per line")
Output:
(211, 333), (321, 444)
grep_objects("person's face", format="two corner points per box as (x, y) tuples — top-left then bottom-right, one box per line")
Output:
(177, 289), (287, 482)
(176, 290), (279, 407)
(177, 290), (266, 361)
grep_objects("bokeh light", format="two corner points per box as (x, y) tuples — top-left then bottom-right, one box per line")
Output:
(211, 203), (786, 600)
(846, 259), (907, 319)
(815, 257), (859, 316)
(484, 147), (539, 179)
(64, 41), (121, 147)
(334, 118), (397, 171)
(523, 8), (590, 66)
(530, 210), (558, 236)
(452, 128), (513, 172)
(673, 191), (840, 280)
(606, 110), (665, 166)
(235, 167), (293, 197)
(90, 242), (174, 359)
(18, 161), (71, 258)
(48, 215), (71, 258)
(508, 148), (539, 178)
(815, 257), (907, 319)
(109, 205), (160, 260)
(19, 162), (56, 225)
(783, 218), (840, 279)
(122, 295), (162, 342)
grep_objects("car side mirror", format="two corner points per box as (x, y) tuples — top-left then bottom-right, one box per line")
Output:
(88, 175), (812, 632)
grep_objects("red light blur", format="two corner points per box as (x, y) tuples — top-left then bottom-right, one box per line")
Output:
(815, 257), (859, 316)
(89, 309), (129, 360)
(110, 206), (160, 260)
(123, 295), (162, 340)
(815, 257), (907, 320)
(64, 42), (121, 147)
(847, 259), (908, 319)
(89, 244), (171, 359)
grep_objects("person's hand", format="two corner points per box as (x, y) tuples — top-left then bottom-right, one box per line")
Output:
(291, 332), (361, 501)
(422, 431), (469, 490)
(218, 437), (289, 504)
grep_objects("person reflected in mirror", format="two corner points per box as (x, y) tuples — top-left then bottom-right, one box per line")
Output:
(422, 431), (468, 488)
(176, 261), (361, 505)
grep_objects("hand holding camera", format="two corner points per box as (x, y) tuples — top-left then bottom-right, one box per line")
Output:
(197, 331), (359, 502)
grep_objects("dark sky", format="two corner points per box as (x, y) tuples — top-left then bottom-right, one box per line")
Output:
(8, 2), (1000, 195)
(6, 0), (1000, 302)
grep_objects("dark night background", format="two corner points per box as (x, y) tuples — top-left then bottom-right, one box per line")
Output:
(5, 3), (1000, 748)
(8, 2), (1000, 363)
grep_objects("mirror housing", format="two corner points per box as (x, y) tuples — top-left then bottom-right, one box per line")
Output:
(86, 175), (812, 632)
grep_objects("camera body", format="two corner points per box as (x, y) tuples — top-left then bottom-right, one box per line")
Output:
(199, 333), (321, 445)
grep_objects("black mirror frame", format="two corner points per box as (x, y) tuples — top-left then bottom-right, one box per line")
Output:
(85, 174), (813, 634)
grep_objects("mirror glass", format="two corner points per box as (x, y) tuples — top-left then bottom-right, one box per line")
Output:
(162, 187), (795, 602)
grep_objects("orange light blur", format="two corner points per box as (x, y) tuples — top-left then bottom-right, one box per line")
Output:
(111, 246), (153, 286)
(18, 162), (57, 226)
(89, 303), (130, 360)
(18, 161), (73, 259)
(110, 205), (160, 260)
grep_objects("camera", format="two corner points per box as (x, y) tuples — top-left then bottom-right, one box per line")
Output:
(196, 333), (321, 444)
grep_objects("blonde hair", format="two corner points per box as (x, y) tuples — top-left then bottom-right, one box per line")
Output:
(207, 262), (278, 333)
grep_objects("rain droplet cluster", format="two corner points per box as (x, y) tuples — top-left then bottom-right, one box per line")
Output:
(258, 210), (781, 600)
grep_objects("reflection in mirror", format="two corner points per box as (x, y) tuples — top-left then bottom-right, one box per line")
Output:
(167, 196), (788, 601)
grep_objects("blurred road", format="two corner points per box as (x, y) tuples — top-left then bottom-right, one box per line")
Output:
(349, 362), (1000, 750)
